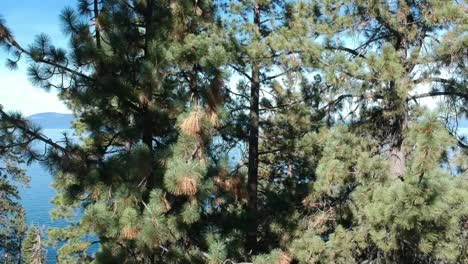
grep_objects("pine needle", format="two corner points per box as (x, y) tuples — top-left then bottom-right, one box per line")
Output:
(278, 252), (292, 264)
(180, 109), (203, 136)
(207, 110), (219, 127)
(175, 177), (197, 196)
(121, 226), (139, 240)
(162, 193), (171, 213)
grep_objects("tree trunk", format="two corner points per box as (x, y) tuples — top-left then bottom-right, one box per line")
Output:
(389, 33), (408, 180)
(140, 1), (154, 191)
(387, 84), (408, 180)
(93, 0), (101, 49)
(389, 138), (406, 179)
(142, 1), (154, 153)
(246, 2), (260, 252)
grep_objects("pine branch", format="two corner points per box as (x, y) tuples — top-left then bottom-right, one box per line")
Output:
(0, 106), (69, 154)
(261, 66), (300, 82)
(226, 87), (251, 101)
(408, 91), (468, 101)
(230, 65), (254, 82)
(413, 77), (465, 90)
(353, 30), (389, 51)
(447, 129), (468, 150)
(319, 94), (355, 111)
(325, 45), (367, 59)
(0, 24), (92, 81)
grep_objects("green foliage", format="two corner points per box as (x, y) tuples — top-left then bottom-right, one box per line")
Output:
(21, 226), (46, 264)
(206, 239), (227, 264)
(0, 0), (467, 263)
(0, 109), (30, 263)
(291, 115), (468, 263)
(289, 226), (358, 264)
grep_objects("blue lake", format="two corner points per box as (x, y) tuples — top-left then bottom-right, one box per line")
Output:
(18, 129), (71, 263)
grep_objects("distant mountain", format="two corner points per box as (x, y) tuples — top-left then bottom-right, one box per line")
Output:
(27, 112), (73, 129)
(25, 112), (465, 130)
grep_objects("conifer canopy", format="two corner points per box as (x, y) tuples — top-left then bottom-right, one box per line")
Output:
(0, 0), (467, 263)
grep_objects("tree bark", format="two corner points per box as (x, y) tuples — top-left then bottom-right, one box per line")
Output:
(246, 2), (260, 252)
(138, 1), (155, 193)
(389, 131), (406, 179)
(388, 18), (409, 180)
(94, 0), (101, 49)
(141, 1), (154, 153)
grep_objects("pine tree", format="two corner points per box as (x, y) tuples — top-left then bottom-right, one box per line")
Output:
(263, 1), (468, 263)
(217, 0), (321, 255)
(21, 226), (46, 264)
(2, 0), (229, 262)
(306, 0), (466, 176)
(0, 107), (29, 263)
(1, 1), (467, 263)
(0, 153), (26, 264)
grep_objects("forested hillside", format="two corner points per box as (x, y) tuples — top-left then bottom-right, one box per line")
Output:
(0, 0), (467, 263)
(28, 113), (73, 129)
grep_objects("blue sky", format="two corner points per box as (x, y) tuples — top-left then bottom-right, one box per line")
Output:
(0, 1), (74, 115)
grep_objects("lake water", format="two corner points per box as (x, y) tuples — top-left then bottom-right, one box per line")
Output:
(18, 127), (468, 263)
(18, 129), (70, 263)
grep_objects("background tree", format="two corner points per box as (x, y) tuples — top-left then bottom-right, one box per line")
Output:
(256, 1), (468, 263)
(306, 0), (467, 174)
(22, 225), (46, 264)
(0, 106), (63, 263)
(216, 0), (323, 255)
(0, 108), (28, 264)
